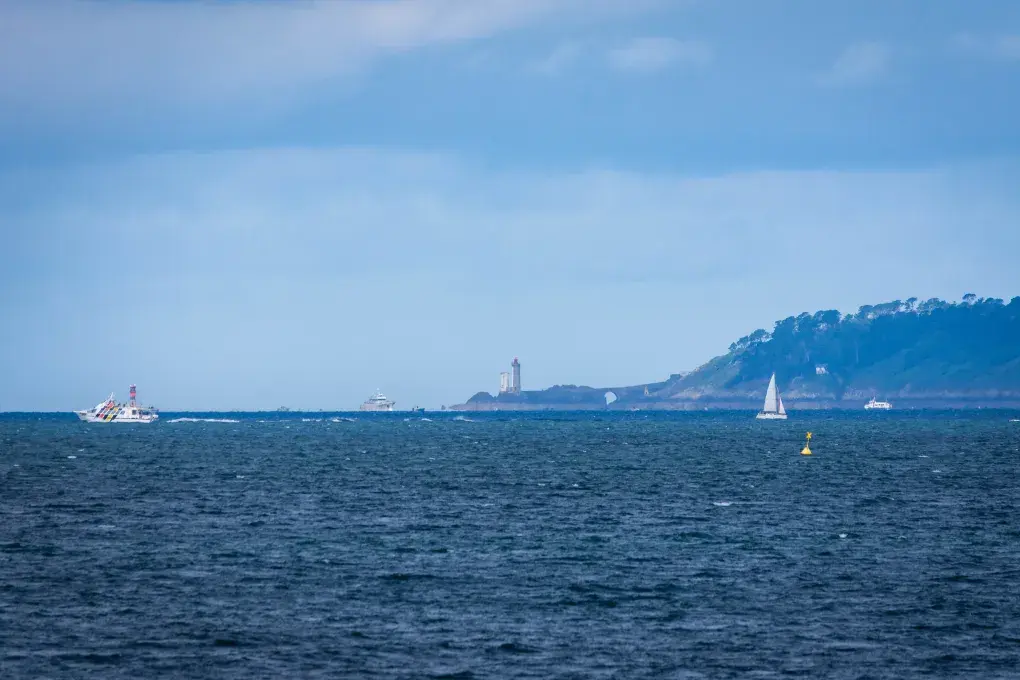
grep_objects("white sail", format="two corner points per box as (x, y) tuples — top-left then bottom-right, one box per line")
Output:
(778, 395), (786, 415)
(763, 373), (778, 413)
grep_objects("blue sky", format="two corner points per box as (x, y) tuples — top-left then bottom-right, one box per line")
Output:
(1, 0), (1019, 410)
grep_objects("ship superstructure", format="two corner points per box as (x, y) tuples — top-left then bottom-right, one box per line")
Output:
(76, 384), (159, 423)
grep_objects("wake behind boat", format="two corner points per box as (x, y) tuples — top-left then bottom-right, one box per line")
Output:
(76, 384), (158, 423)
(756, 373), (787, 420)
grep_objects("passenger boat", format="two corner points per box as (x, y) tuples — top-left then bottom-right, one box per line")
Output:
(360, 390), (395, 412)
(76, 385), (159, 423)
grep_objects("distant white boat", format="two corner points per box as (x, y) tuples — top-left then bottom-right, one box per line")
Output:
(360, 390), (395, 412)
(756, 373), (787, 420)
(75, 385), (158, 423)
(864, 397), (892, 410)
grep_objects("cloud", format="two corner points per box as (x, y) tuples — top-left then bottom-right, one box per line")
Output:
(951, 33), (1020, 61)
(607, 37), (712, 73)
(530, 41), (585, 75)
(0, 0), (643, 122)
(820, 42), (890, 86)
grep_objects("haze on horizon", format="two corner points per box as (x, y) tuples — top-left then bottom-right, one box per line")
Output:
(1, 0), (1019, 411)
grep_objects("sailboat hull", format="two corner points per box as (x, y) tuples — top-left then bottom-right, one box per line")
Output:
(755, 412), (788, 420)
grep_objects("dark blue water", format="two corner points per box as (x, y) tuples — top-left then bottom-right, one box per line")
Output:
(2, 411), (1019, 679)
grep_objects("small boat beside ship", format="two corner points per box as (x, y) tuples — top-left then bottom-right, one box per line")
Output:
(76, 384), (158, 423)
(864, 397), (892, 410)
(756, 373), (787, 420)
(360, 390), (395, 412)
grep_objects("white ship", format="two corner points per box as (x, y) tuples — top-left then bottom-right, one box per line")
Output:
(755, 373), (788, 420)
(864, 397), (892, 410)
(360, 390), (395, 412)
(76, 385), (159, 423)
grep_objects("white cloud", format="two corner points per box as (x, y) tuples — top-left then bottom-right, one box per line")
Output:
(951, 33), (1020, 61)
(820, 42), (889, 86)
(607, 37), (712, 73)
(0, 0), (644, 119)
(530, 41), (585, 75)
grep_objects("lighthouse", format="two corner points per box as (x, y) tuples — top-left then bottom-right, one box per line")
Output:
(511, 357), (521, 394)
(129, 384), (137, 406)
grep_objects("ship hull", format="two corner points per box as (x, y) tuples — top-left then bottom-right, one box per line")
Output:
(76, 412), (158, 423)
(755, 412), (788, 420)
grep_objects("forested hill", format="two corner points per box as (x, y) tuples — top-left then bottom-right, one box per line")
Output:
(667, 294), (1020, 405)
(455, 295), (1020, 410)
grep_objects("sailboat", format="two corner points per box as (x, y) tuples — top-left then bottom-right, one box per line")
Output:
(755, 373), (788, 420)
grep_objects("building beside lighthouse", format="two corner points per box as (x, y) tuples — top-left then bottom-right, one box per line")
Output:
(499, 372), (511, 394)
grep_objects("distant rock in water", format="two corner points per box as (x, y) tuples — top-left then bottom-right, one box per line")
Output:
(452, 295), (1020, 410)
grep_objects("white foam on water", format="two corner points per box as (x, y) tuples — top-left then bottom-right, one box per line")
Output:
(453, 415), (476, 422)
(67, 455), (77, 459)
(712, 501), (732, 507)
(168, 417), (240, 424)
(918, 455), (929, 458)
(236, 475), (246, 479)
(838, 533), (848, 539)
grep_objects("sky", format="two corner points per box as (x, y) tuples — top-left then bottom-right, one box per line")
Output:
(1, 0), (1019, 411)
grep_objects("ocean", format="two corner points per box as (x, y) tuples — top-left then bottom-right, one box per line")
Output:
(2, 411), (1019, 679)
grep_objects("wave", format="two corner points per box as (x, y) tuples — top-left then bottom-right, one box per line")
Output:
(167, 417), (240, 424)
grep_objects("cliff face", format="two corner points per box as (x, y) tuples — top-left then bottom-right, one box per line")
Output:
(451, 296), (1020, 410)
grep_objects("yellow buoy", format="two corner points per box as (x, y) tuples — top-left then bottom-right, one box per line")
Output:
(801, 431), (813, 456)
